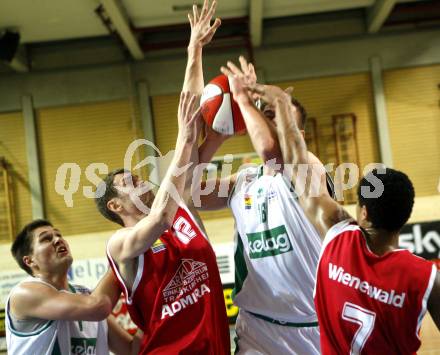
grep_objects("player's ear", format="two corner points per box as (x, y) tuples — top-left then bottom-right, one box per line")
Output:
(107, 198), (122, 213)
(359, 204), (369, 223)
(23, 255), (34, 269)
(300, 130), (305, 138)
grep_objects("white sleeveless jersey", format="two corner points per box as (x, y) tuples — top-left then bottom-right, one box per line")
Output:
(229, 166), (323, 324)
(6, 278), (109, 355)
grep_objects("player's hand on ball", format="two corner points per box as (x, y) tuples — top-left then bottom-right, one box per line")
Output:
(221, 56), (258, 100)
(188, 0), (221, 48)
(203, 120), (230, 143)
(248, 83), (291, 106)
(178, 92), (202, 144)
(222, 73), (252, 105)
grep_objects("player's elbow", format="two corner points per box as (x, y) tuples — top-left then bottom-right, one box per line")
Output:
(87, 296), (112, 321)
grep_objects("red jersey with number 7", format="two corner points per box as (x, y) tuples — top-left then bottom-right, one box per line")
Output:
(107, 205), (230, 355)
(314, 219), (437, 355)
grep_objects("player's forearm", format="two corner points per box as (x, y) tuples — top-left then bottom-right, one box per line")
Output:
(92, 270), (120, 308)
(198, 134), (227, 164)
(150, 137), (193, 225)
(182, 45), (204, 95)
(124, 141), (193, 257)
(275, 99), (308, 166)
(238, 98), (281, 163)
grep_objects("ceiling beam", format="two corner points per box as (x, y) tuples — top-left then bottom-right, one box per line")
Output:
(249, 0), (263, 47)
(367, 0), (397, 33)
(100, 0), (144, 60)
(9, 46), (29, 72)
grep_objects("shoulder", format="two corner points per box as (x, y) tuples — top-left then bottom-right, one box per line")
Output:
(9, 280), (57, 317)
(108, 227), (133, 250)
(322, 219), (361, 249)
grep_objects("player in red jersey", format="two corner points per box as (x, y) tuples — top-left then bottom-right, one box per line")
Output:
(94, 1), (230, 354)
(96, 96), (229, 354)
(237, 79), (440, 354)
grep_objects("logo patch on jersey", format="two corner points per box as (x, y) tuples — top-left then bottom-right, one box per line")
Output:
(247, 225), (292, 258)
(71, 338), (97, 355)
(151, 239), (166, 253)
(173, 216), (197, 244)
(244, 194), (252, 210)
(161, 259), (211, 319)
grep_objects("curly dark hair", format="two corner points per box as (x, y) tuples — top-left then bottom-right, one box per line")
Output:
(357, 168), (415, 232)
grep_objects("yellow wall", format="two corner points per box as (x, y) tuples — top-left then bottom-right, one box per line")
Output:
(0, 112), (32, 234)
(276, 72), (380, 171)
(384, 64), (440, 197)
(36, 100), (142, 236)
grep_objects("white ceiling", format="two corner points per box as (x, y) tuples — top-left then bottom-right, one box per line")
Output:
(0, 0), (403, 44)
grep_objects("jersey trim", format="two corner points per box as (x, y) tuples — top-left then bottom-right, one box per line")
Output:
(6, 302), (54, 338)
(322, 219), (359, 251)
(106, 243), (144, 306)
(232, 232), (248, 299)
(416, 264), (437, 338)
(313, 219), (359, 298)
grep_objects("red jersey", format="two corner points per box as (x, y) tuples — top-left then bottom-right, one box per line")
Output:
(314, 220), (436, 355)
(107, 206), (230, 354)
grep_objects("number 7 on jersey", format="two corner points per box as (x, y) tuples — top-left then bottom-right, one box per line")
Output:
(342, 302), (376, 355)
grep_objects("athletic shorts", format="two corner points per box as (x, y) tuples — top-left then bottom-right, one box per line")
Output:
(234, 310), (320, 355)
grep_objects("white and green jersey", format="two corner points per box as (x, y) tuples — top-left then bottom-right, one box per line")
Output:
(229, 166), (325, 324)
(6, 278), (109, 355)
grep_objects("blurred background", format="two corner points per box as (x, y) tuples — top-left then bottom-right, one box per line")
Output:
(0, 0), (439, 352)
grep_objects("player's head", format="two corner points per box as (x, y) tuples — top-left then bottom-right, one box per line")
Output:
(259, 96), (307, 131)
(12, 219), (72, 276)
(356, 168), (415, 232)
(95, 168), (155, 226)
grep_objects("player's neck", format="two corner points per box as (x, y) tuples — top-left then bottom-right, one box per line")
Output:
(123, 211), (147, 227)
(37, 272), (69, 290)
(364, 228), (400, 256)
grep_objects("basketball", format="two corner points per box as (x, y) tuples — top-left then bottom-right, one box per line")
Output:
(200, 74), (246, 135)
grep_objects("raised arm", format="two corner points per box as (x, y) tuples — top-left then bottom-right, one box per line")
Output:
(109, 93), (202, 262)
(9, 282), (112, 322)
(247, 81), (350, 238)
(182, 0), (229, 212)
(221, 58), (282, 165)
(183, 0), (220, 95)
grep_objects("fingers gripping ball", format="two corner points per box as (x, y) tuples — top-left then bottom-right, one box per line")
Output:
(200, 74), (246, 135)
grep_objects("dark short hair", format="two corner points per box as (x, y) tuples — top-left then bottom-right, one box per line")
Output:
(12, 219), (53, 276)
(95, 168), (127, 226)
(291, 97), (307, 130)
(357, 168), (415, 232)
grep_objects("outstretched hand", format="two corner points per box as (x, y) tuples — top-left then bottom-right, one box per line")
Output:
(225, 74), (253, 105)
(247, 83), (292, 107)
(188, 0), (221, 48)
(178, 92), (202, 144)
(221, 56), (258, 100)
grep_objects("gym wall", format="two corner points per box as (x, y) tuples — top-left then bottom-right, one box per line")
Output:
(384, 64), (440, 197)
(0, 112), (32, 231)
(36, 99), (143, 236)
